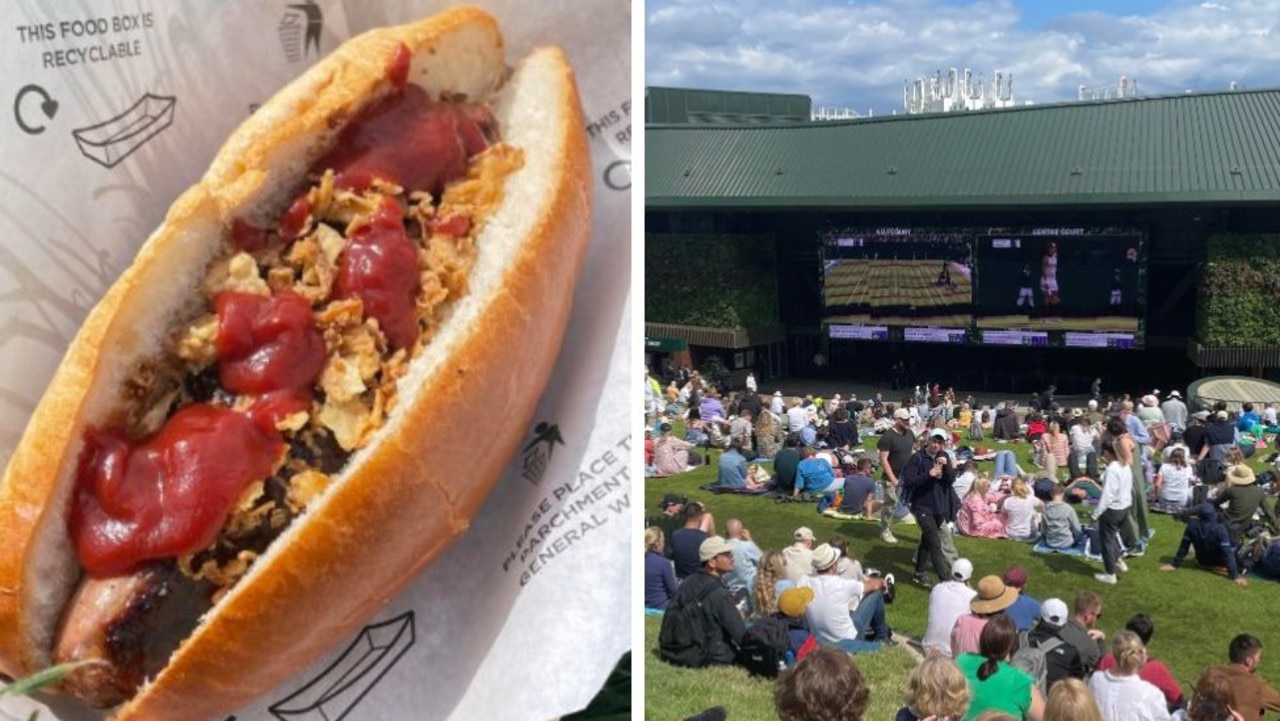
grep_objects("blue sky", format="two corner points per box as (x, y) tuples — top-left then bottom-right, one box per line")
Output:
(645, 0), (1280, 116)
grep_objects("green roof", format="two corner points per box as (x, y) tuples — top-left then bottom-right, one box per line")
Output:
(646, 88), (1280, 210)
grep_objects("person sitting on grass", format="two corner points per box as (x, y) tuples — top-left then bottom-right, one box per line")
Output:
(798, 543), (891, 653)
(1160, 503), (1248, 587)
(1152, 446), (1197, 512)
(1043, 678), (1102, 721)
(1096, 613), (1185, 712)
(774, 647), (870, 721)
(774, 587), (819, 665)
(958, 476), (1009, 539)
(951, 575), (1019, 657)
(652, 422), (700, 477)
(773, 433), (802, 495)
(897, 655), (972, 721)
(643, 527), (678, 611)
(1087, 630), (1171, 721)
(957, 614), (1046, 721)
(715, 438), (750, 489)
(1041, 483), (1085, 551)
(795, 445), (841, 496)
(1000, 566), (1041, 632)
(1215, 464), (1277, 545)
(671, 502), (714, 580)
(755, 408), (786, 460)
(1003, 478), (1044, 542)
(661, 536), (747, 667)
(839, 456), (879, 520)
(923, 558), (977, 658)
(751, 551), (794, 619)
(1210, 634), (1280, 721)
(1024, 598), (1086, 689)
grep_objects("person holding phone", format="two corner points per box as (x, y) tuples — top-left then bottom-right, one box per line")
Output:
(902, 429), (959, 587)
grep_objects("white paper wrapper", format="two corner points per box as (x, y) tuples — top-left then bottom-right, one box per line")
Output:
(0, 1), (631, 719)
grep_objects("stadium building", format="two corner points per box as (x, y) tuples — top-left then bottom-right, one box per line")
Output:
(645, 86), (1280, 395)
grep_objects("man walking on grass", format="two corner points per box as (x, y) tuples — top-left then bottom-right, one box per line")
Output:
(877, 407), (916, 544)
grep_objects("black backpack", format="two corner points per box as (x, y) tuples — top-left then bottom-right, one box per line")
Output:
(1199, 458), (1227, 486)
(734, 616), (791, 678)
(658, 582), (717, 668)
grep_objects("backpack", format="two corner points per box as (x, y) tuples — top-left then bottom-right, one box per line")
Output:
(658, 582), (717, 668)
(1198, 458), (1227, 486)
(734, 616), (791, 678)
(1011, 630), (1064, 694)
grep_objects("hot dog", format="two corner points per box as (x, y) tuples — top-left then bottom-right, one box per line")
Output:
(0, 6), (590, 719)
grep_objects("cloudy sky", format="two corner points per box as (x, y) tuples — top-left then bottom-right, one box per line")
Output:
(645, 0), (1280, 116)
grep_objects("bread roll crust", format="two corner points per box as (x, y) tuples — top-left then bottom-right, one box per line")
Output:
(0, 7), (591, 720)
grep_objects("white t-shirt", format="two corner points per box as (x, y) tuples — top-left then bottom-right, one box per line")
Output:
(1088, 670), (1170, 721)
(1157, 463), (1195, 506)
(798, 574), (864, 644)
(953, 471), (976, 501)
(1070, 424), (1098, 454)
(1003, 496), (1041, 540)
(922, 580), (977, 657)
(786, 406), (809, 433)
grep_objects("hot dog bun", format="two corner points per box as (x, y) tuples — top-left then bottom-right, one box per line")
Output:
(0, 6), (590, 719)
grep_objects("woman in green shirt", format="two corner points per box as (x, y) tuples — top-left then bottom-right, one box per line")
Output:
(957, 615), (1046, 721)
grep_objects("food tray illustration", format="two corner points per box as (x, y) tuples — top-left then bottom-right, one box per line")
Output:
(72, 93), (176, 169)
(268, 611), (416, 721)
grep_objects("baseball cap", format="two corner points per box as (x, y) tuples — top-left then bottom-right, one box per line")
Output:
(893, 408), (911, 420)
(1002, 566), (1028, 588)
(1040, 598), (1069, 627)
(778, 587), (815, 618)
(658, 493), (686, 509)
(928, 429), (949, 442)
(951, 558), (974, 582)
(793, 526), (815, 542)
(698, 536), (733, 562)
(1216, 410), (1229, 421)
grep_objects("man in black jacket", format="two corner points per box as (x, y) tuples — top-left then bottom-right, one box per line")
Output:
(902, 428), (957, 587)
(666, 536), (749, 665)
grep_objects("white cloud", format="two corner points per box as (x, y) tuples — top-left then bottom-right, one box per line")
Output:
(646, 0), (1280, 114)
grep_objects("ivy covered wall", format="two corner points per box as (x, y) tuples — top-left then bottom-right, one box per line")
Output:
(1196, 234), (1280, 346)
(645, 234), (779, 328)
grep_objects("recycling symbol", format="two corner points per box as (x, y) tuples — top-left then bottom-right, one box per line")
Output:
(14, 84), (58, 135)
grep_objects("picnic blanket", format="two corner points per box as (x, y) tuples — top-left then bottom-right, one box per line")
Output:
(1033, 538), (1102, 562)
(700, 482), (773, 495)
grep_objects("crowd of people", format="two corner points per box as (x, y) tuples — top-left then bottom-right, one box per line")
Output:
(646, 371), (1280, 721)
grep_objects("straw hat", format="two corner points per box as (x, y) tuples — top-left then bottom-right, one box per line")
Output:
(1228, 464), (1257, 487)
(970, 575), (1019, 614)
(811, 543), (841, 572)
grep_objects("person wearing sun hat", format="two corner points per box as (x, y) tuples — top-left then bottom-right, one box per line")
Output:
(798, 543), (891, 652)
(1137, 394), (1165, 424)
(1216, 464), (1277, 543)
(949, 575), (1020, 656)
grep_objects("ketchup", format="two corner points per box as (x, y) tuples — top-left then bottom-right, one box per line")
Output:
(335, 198), (421, 349)
(316, 84), (492, 196)
(216, 290), (327, 431)
(71, 405), (282, 576)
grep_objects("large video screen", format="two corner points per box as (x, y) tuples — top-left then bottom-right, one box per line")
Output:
(973, 229), (1144, 348)
(821, 226), (1146, 348)
(821, 229), (974, 344)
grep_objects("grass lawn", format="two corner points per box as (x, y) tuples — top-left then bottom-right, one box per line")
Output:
(643, 431), (1280, 720)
